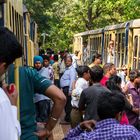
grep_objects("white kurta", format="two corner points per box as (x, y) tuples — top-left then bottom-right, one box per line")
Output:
(0, 88), (21, 140)
(71, 78), (89, 108)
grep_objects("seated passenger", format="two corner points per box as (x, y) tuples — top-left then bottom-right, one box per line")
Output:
(88, 53), (102, 68)
(64, 91), (140, 140)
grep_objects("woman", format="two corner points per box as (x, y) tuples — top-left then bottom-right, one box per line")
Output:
(106, 75), (131, 125)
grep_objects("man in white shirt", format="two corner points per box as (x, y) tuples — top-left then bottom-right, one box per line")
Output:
(0, 27), (22, 140)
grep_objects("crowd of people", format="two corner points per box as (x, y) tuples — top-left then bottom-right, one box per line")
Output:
(1, 26), (140, 140)
(36, 46), (140, 139)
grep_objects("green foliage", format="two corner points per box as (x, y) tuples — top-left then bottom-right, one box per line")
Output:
(23, 0), (140, 52)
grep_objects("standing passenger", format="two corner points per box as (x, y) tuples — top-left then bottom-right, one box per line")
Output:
(0, 27), (22, 140)
(100, 63), (117, 86)
(60, 56), (77, 123)
(42, 55), (54, 83)
(71, 66), (90, 128)
(79, 66), (110, 121)
(52, 54), (60, 88)
(126, 70), (140, 131)
(33, 55), (52, 123)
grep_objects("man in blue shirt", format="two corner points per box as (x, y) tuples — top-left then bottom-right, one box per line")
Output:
(60, 56), (77, 123)
(64, 91), (140, 140)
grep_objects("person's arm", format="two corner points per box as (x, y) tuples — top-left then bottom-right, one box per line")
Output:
(35, 85), (66, 138)
(64, 120), (96, 140)
(79, 91), (86, 111)
(44, 85), (66, 131)
(69, 68), (77, 95)
(2, 84), (21, 139)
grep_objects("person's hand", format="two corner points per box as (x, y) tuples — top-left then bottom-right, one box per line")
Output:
(2, 83), (18, 106)
(34, 128), (52, 139)
(80, 120), (96, 131)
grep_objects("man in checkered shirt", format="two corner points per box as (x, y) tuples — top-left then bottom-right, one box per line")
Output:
(64, 91), (140, 140)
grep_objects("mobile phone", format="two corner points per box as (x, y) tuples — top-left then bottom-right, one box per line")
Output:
(8, 84), (15, 94)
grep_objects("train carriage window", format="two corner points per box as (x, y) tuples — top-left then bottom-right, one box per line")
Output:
(12, 7), (15, 32)
(0, 4), (3, 26)
(0, 4), (2, 18)
(9, 3), (12, 27)
(110, 34), (112, 40)
(121, 33), (125, 65)
(118, 33), (121, 52)
(133, 36), (138, 69)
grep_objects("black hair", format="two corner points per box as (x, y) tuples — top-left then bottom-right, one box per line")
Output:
(129, 70), (140, 82)
(42, 55), (50, 61)
(76, 66), (90, 77)
(0, 27), (22, 65)
(65, 55), (73, 62)
(103, 63), (114, 74)
(92, 53), (101, 62)
(97, 91), (125, 120)
(54, 54), (58, 61)
(90, 66), (103, 82)
(106, 75), (122, 91)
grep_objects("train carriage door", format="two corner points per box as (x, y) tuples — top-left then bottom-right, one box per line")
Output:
(132, 34), (140, 69)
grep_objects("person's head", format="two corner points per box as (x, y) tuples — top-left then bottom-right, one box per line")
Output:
(42, 55), (50, 67)
(103, 63), (117, 76)
(65, 56), (73, 67)
(75, 50), (79, 56)
(92, 53), (102, 65)
(129, 70), (140, 85)
(54, 54), (58, 62)
(0, 27), (22, 76)
(97, 91), (125, 121)
(76, 66), (90, 81)
(121, 65), (127, 75)
(90, 66), (103, 83)
(106, 75), (122, 91)
(34, 55), (43, 70)
(109, 40), (114, 48)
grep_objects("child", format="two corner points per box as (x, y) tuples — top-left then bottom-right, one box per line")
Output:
(70, 66), (90, 128)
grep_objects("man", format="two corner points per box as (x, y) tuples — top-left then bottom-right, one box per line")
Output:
(88, 53), (102, 68)
(107, 40), (115, 63)
(100, 63), (117, 86)
(118, 65), (128, 89)
(126, 70), (140, 130)
(52, 54), (60, 88)
(0, 27), (22, 140)
(33, 55), (51, 123)
(42, 55), (54, 83)
(0, 27), (66, 140)
(79, 66), (110, 121)
(64, 91), (140, 139)
(60, 56), (77, 123)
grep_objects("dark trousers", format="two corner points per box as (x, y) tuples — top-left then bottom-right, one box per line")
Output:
(54, 79), (60, 88)
(62, 86), (72, 122)
(35, 99), (51, 122)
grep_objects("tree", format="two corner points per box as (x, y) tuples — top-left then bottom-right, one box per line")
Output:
(24, 0), (140, 52)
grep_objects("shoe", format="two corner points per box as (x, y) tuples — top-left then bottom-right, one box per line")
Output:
(59, 120), (70, 125)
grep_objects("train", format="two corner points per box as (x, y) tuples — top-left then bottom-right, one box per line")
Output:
(74, 19), (140, 71)
(0, 0), (38, 84)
